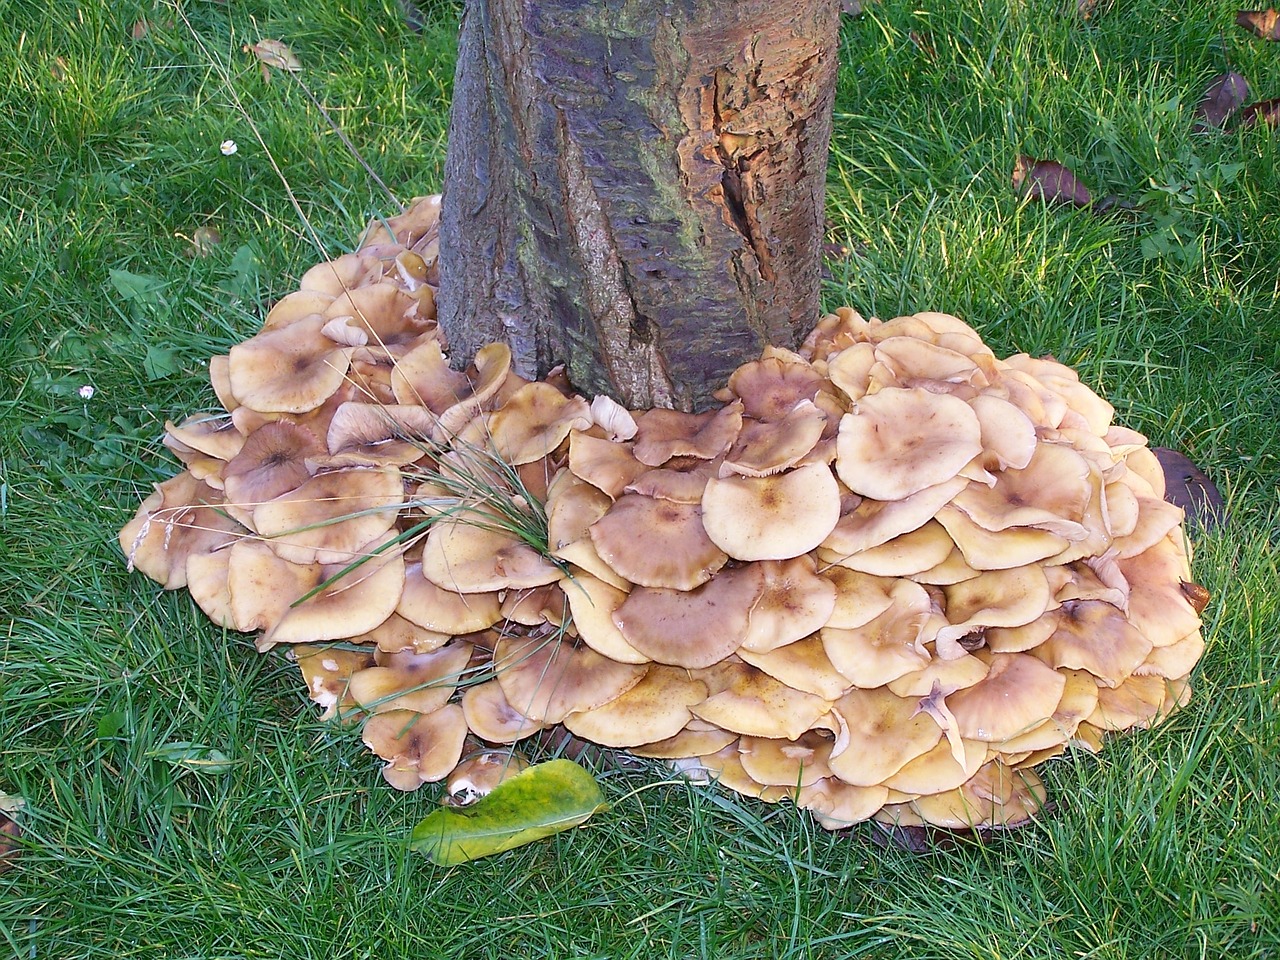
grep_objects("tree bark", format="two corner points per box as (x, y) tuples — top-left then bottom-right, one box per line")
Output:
(437, 0), (840, 411)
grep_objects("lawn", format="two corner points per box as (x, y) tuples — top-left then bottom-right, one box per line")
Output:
(2, 0), (1278, 957)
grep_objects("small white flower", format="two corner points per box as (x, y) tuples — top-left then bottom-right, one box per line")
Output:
(78, 384), (96, 401)
(220, 139), (238, 156)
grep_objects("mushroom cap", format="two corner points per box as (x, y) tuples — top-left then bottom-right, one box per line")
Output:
(1119, 534), (1203, 648)
(718, 401), (828, 478)
(362, 703), (469, 789)
(397, 560), (502, 634)
(390, 339), (470, 413)
(222, 421), (324, 516)
(880, 735), (988, 796)
(1087, 674), (1170, 732)
(934, 505), (1068, 570)
(461, 681), (547, 743)
(252, 466), (405, 566)
(738, 635), (850, 700)
(493, 636), (646, 724)
(701, 463), (841, 561)
(821, 567), (897, 630)
(224, 539), (322, 635)
(738, 731), (835, 787)
(612, 565), (766, 668)
(228, 314), (354, 414)
(589, 494), (728, 590)
(322, 403), (436, 466)
(562, 665), (708, 747)
(818, 519), (955, 577)
(946, 653), (1066, 742)
(688, 662), (830, 741)
(119, 473), (244, 591)
(821, 476), (968, 556)
(797, 778), (890, 830)
(1033, 600), (1153, 688)
(739, 556), (838, 654)
(950, 442), (1093, 537)
(298, 252), (383, 296)
(185, 549), (236, 628)
(347, 640), (472, 715)
(934, 565), (1053, 658)
(478, 382), (593, 465)
(566, 430), (648, 498)
(908, 762), (1046, 829)
(821, 579), (933, 687)
(628, 721), (738, 759)
(992, 668), (1098, 755)
(443, 750), (532, 807)
(835, 388), (982, 501)
(421, 512), (563, 593)
(826, 687), (943, 786)
(292, 644), (377, 721)
(632, 401), (743, 466)
(726, 356), (825, 420)
(559, 573), (649, 664)
(969, 394), (1037, 471)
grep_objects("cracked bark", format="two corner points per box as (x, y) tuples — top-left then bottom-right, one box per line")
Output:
(437, 0), (840, 411)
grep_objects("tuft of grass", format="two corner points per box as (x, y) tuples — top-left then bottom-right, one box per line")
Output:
(2, 1), (1278, 958)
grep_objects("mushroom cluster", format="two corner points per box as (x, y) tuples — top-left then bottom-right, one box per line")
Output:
(120, 195), (1208, 832)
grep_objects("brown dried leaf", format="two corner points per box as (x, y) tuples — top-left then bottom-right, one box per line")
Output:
(910, 31), (937, 62)
(1078, 0), (1099, 17)
(1237, 9), (1280, 40)
(50, 56), (68, 81)
(1012, 157), (1092, 207)
(186, 226), (222, 258)
(1152, 447), (1227, 530)
(842, 0), (872, 15)
(0, 814), (18, 874)
(247, 39), (302, 73)
(1239, 97), (1280, 127)
(1193, 72), (1250, 130)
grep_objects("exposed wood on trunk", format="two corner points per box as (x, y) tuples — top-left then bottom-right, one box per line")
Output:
(438, 0), (840, 411)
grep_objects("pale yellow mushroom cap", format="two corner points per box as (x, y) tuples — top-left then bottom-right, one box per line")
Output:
(347, 640), (471, 715)
(835, 388), (982, 501)
(292, 644), (376, 721)
(822, 476), (968, 557)
(908, 762), (1045, 829)
(298, 252), (383, 297)
(797, 778), (890, 830)
(950, 442), (1093, 537)
(826, 687), (943, 786)
(738, 731), (835, 787)
(934, 565), (1053, 658)
(421, 511), (562, 593)
(821, 578), (932, 688)
(880, 736), (988, 796)
(818, 519), (955, 577)
(562, 665), (708, 747)
(559, 573), (648, 664)
(688, 661), (830, 741)
(701, 463), (840, 561)
(993, 668), (1098, 756)
(461, 681), (547, 743)
(1033, 600), (1153, 688)
(566, 430), (648, 498)
(628, 720), (738, 759)
(119, 472), (244, 591)
(738, 634), (850, 700)
(397, 560), (502, 634)
(479, 381), (593, 466)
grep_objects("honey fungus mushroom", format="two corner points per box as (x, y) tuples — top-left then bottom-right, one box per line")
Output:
(119, 263), (1209, 836)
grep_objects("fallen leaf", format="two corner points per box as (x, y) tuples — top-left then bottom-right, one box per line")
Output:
(1236, 9), (1280, 40)
(247, 39), (302, 74)
(148, 742), (234, 773)
(1077, 0), (1101, 19)
(50, 56), (68, 81)
(410, 759), (607, 865)
(1012, 157), (1092, 206)
(186, 226), (222, 257)
(0, 793), (25, 875)
(1239, 97), (1280, 126)
(842, 0), (870, 15)
(1193, 72), (1250, 130)
(1152, 447), (1227, 530)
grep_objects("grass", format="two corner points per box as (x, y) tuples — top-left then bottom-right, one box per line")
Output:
(2, 0), (1278, 956)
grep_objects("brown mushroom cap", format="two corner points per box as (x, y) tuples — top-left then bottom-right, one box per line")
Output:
(908, 762), (1045, 829)
(726, 356), (825, 420)
(819, 519), (955, 577)
(632, 401), (743, 466)
(560, 573), (648, 664)
(612, 564), (766, 668)
(826, 687), (943, 786)
(797, 778), (890, 830)
(222, 421), (325, 519)
(628, 720), (738, 759)
(993, 668), (1098, 755)
(946, 653), (1066, 743)
(738, 731), (834, 787)
(562, 665), (708, 747)
(477, 381), (593, 465)
(397, 560), (502, 635)
(934, 565), (1053, 658)
(347, 640), (472, 715)
(739, 556), (838, 653)
(688, 662), (830, 741)
(821, 476), (968, 557)
(120, 473), (244, 590)
(421, 511), (563, 593)
(934, 504), (1068, 570)
(362, 703), (469, 789)
(228, 314), (354, 414)
(835, 388), (982, 501)
(701, 464), (840, 561)
(461, 680), (547, 743)
(880, 735), (988, 796)
(252, 466), (405, 566)
(1033, 600), (1153, 688)
(493, 636), (645, 724)
(950, 442), (1093, 537)
(292, 644), (377, 721)
(298, 252), (383, 296)
(566, 430), (648, 498)
(738, 635), (850, 700)
(821, 579), (933, 687)
(589, 494), (727, 590)
(718, 401), (828, 478)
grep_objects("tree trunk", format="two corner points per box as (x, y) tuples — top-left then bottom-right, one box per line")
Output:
(437, 0), (841, 411)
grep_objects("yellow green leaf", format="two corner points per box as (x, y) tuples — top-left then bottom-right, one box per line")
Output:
(410, 759), (607, 865)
